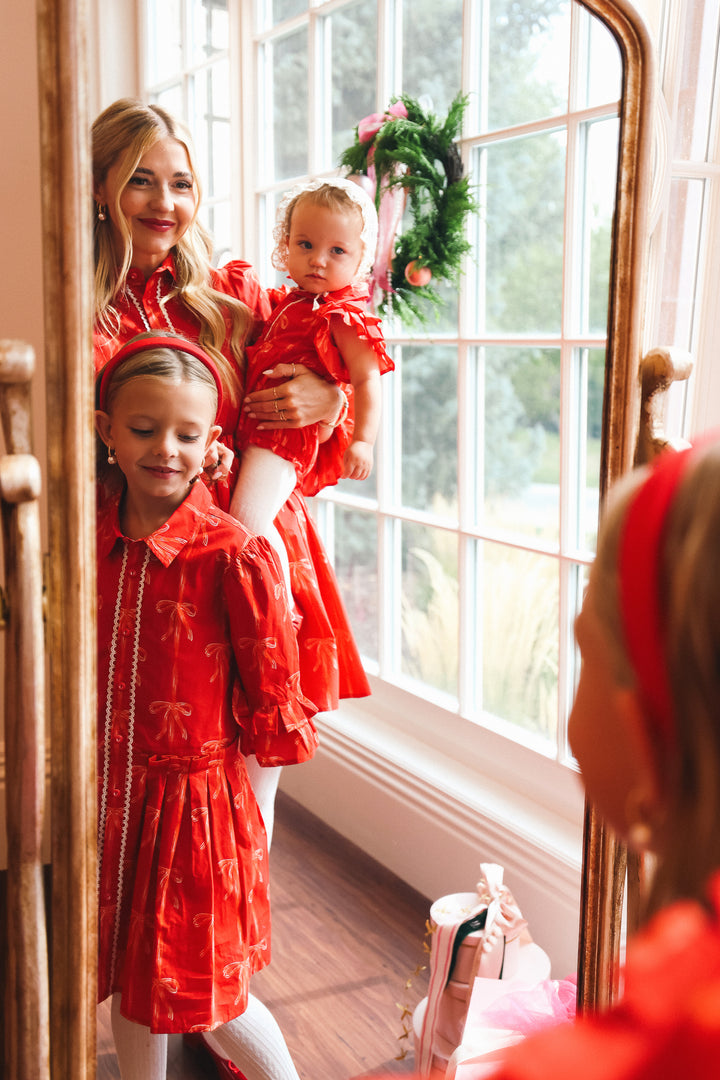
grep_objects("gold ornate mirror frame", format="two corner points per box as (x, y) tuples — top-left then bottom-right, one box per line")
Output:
(38, 1), (96, 1078)
(573, 0), (655, 1012)
(14, 0), (654, 1074)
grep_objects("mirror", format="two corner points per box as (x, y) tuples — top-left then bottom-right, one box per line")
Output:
(18, 0), (653, 1074)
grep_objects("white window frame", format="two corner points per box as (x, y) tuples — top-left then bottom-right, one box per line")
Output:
(132, 0), (720, 879)
(239, 0), (618, 841)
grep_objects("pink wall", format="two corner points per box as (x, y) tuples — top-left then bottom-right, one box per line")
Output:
(0, 5), (46, 866)
(0, 6), (45, 361)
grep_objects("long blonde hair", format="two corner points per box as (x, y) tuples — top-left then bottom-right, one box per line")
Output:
(92, 98), (250, 404)
(591, 440), (720, 919)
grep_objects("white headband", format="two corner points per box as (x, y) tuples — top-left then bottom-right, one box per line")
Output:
(271, 176), (379, 282)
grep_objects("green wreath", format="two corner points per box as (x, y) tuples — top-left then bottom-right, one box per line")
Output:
(339, 93), (476, 323)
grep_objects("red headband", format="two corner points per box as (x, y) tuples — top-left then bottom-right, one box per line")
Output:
(96, 334), (224, 417)
(617, 443), (695, 747)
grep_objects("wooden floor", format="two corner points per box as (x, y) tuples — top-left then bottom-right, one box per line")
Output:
(97, 790), (431, 1079)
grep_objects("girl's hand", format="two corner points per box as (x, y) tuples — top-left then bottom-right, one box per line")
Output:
(244, 363), (344, 429)
(204, 440), (233, 482)
(341, 441), (373, 482)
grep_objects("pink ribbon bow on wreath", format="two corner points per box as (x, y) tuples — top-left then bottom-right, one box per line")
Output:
(356, 102), (409, 311)
(358, 100), (408, 144)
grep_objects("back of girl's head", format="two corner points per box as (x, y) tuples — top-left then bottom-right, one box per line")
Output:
(591, 438), (720, 912)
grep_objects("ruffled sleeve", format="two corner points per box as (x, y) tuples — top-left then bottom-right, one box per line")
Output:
(312, 290), (395, 383)
(212, 259), (273, 327)
(225, 533), (319, 765)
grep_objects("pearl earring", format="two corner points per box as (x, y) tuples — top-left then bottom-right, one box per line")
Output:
(97, 203), (107, 222)
(627, 821), (653, 851)
(625, 788), (655, 852)
(107, 446), (117, 465)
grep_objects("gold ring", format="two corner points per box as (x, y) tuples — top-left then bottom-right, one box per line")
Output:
(273, 386), (278, 399)
(274, 398), (280, 412)
(280, 409), (287, 422)
(291, 363), (297, 378)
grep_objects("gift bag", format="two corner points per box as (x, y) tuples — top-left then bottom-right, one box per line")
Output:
(413, 864), (530, 1078)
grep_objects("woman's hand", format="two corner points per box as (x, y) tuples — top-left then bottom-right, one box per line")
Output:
(243, 363), (344, 429)
(203, 440), (233, 482)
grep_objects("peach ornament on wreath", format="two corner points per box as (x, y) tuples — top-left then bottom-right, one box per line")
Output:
(404, 261), (433, 287)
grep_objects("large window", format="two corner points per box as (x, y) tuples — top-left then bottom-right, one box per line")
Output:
(141, 0), (716, 803)
(145, 0), (234, 261)
(246, 0), (620, 768)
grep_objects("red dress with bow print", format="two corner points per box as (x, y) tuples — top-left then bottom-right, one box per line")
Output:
(96, 480), (318, 1033)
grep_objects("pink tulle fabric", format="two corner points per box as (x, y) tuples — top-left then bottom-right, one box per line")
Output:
(479, 977), (577, 1036)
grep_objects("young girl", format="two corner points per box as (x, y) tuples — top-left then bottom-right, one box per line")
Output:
(372, 437), (720, 1080)
(231, 177), (394, 580)
(95, 332), (318, 1080)
(483, 436), (720, 1078)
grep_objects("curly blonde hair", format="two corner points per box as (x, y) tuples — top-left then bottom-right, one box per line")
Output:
(92, 98), (250, 404)
(590, 440), (720, 919)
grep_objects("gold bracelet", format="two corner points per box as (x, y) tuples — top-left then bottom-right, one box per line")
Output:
(321, 389), (349, 428)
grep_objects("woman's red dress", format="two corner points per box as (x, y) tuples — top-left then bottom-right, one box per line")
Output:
(96, 481), (318, 1033)
(93, 257), (370, 709)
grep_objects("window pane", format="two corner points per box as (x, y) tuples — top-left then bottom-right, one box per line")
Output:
(146, 0), (183, 83)
(333, 507), (378, 663)
(155, 83), (184, 119)
(583, 348), (603, 552)
(657, 178), (705, 350)
(401, 345), (458, 515)
(581, 117), (619, 335)
(580, 9), (622, 108)
(328, 3), (377, 168)
(270, 0), (307, 25)
(402, 0), (463, 116)
(189, 0), (228, 65)
(478, 346), (560, 545)
(401, 522), (458, 697)
(479, 542), (558, 740)
(268, 29), (309, 180)
(476, 131), (566, 335)
(190, 65), (231, 199)
(673, 0), (720, 160)
(478, 0), (570, 132)
(210, 201), (232, 265)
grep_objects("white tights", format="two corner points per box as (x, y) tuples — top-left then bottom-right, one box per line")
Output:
(110, 992), (301, 1080)
(245, 757), (283, 847)
(230, 445), (297, 601)
(232, 446), (299, 851)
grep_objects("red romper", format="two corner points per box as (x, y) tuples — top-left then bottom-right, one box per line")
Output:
(94, 257), (371, 709)
(96, 480), (318, 1033)
(238, 283), (394, 488)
